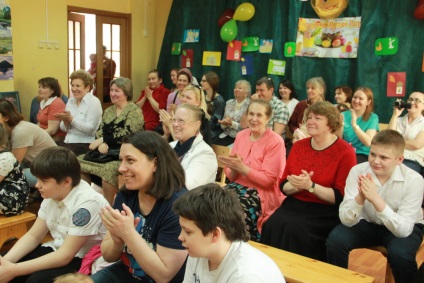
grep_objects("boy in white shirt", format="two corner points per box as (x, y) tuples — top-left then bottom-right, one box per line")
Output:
(326, 130), (424, 283)
(173, 183), (285, 283)
(0, 147), (108, 283)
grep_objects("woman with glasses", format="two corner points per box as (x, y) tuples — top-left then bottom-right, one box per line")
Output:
(337, 87), (379, 164)
(169, 104), (217, 190)
(201, 71), (225, 140)
(388, 91), (424, 173)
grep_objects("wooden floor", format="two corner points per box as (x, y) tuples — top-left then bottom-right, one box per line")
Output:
(2, 199), (424, 283)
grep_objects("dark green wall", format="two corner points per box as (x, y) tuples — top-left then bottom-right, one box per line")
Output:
(158, 0), (424, 123)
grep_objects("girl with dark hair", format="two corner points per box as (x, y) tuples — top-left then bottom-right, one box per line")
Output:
(201, 71), (225, 139)
(91, 131), (188, 283)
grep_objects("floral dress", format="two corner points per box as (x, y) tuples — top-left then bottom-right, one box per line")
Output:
(0, 150), (30, 215)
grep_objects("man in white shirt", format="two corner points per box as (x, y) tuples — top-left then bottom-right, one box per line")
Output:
(326, 130), (424, 283)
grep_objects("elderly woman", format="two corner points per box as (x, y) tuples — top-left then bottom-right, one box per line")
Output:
(201, 71), (225, 140)
(79, 77), (144, 205)
(337, 87), (379, 164)
(0, 99), (56, 187)
(219, 99), (286, 241)
(91, 131), (188, 283)
(279, 80), (299, 119)
(334, 85), (353, 112)
(37, 77), (66, 142)
(169, 104), (217, 190)
(388, 91), (424, 173)
(213, 79), (251, 146)
(261, 102), (356, 261)
(54, 69), (102, 155)
(288, 77), (326, 134)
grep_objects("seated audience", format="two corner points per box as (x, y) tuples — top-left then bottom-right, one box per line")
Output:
(288, 77), (326, 134)
(337, 86), (379, 164)
(201, 71), (225, 140)
(278, 80), (299, 119)
(55, 69), (102, 155)
(0, 147), (108, 283)
(30, 95), (68, 124)
(79, 77), (144, 205)
(261, 102), (356, 261)
(0, 99), (56, 187)
(169, 104), (217, 190)
(214, 79), (251, 146)
(0, 124), (30, 215)
(169, 67), (179, 92)
(166, 68), (191, 113)
(252, 77), (289, 137)
(135, 69), (170, 130)
(91, 131), (188, 283)
(334, 85), (352, 111)
(219, 100), (286, 241)
(37, 77), (66, 142)
(173, 183), (286, 282)
(388, 91), (424, 174)
(326, 130), (424, 283)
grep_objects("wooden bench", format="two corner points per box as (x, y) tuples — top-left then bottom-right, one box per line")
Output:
(250, 241), (375, 283)
(0, 212), (36, 248)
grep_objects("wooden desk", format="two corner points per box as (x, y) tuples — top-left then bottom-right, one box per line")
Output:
(0, 212), (36, 247)
(249, 241), (375, 283)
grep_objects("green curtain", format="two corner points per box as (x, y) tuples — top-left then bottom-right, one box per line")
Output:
(157, 0), (424, 123)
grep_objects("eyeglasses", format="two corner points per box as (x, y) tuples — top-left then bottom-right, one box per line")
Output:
(201, 79), (206, 82)
(171, 118), (195, 126)
(407, 98), (423, 104)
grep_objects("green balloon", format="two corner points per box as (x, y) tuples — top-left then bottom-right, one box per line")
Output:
(220, 19), (238, 42)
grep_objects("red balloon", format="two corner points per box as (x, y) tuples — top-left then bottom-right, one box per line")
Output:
(218, 8), (235, 27)
(414, 0), (424, 20)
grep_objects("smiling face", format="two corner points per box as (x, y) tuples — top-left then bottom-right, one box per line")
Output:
(234, 83), (248, 102)
(306, 112), (331, 137)
(147, 72), (162, 90)
(118, 143), (156, 192)
(71, 78), (90, 101)
(247, 102), (270, 135)
(307, 83), (323, 103)
(255, 83), (273, 102)
(170, 70), (178, 85)
(351, 90), (370, 111)
(279, 84), (292, 101)
(172, 107), (201, 143)
(407, 92), (424, 115)
(177, 74), (190, 91)
(335, 88), (348, 104)
(38, 84), (54, 100)
(368, 144), (403, 181)
(180, 89), (200, 107)
(178, 216), (214, 258)
(110, 83), (128, 106)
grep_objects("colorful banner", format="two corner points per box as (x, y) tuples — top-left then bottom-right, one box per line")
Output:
(296, 17), (361, 58)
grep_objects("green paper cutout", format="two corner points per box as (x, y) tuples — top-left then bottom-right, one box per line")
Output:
(284, 42), (296, 57)
(242, 37), (260, 52)
(171, 42), (181, 55)
(375, 37), (398, 55)
(267, 59), (286, 76)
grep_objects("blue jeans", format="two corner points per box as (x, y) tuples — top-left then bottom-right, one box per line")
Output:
(91, 261), (145, 283)
(326, 220), (424, 283)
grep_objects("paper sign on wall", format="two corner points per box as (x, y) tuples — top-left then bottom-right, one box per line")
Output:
(227, 41), (242, 61)
(387, 72), (406, 97)
(240, 55), (254, 76)
(375, 37), (399, 56)
(259, 39), (273, 54)
(171, 42), (181, 55)
(202, 51), (221, 66)
(183, 29), (200, 43)
(267, 59), (286, 76)
(284, 42), (296, 57)
(181, 49), (193, 68)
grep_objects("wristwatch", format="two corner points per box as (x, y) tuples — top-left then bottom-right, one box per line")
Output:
(309, 182), (316, 193)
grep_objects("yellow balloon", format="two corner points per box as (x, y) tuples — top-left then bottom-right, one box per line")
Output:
(233, 3), (255, 21)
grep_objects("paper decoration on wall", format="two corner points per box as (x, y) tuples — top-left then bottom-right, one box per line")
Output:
(227, 40), (242, 61)
(296, 17), (360, 58)
(171, 42), (181, 55)
(259, 39), (273, 54)
(284, 42), (296, 57)
(240, 55), (253, 76)
(375, 37), (398, 56)
(181, 49), (194, 68)
(267, 60), (286, 76)
(202, 51), (222, 66)
(311, 0), (349, 19)
(242, 37), (260, 52)
(183, 29), (200, 43)
(387, 72), (406, 97)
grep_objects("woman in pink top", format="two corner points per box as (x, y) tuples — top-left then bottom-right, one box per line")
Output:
(36, 77), (66, 142)
(219, 100), (286, 241)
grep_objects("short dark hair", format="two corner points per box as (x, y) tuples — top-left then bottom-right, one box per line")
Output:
(304, 101), (342, 133)
(110, 77), (133, 101)
(371, 129), (405, 156)
(0, 99), (24, 128)
(173, 183), (250, 241)
(38, 77), (62, 98)
(279, 80), (297, 100)
(335, 85), (353, 103)
(121, 131), (185, 199)
(148, 69), (162, 80)
(30, 147), (81, 187)
(70, 69), (94, 91)
(256, 77), (274, 90)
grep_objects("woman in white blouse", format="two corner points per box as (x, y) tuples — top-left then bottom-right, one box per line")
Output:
(55, 69), (103, 155)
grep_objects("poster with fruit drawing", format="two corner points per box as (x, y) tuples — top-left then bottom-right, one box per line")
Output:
(296, 17), (361, 58)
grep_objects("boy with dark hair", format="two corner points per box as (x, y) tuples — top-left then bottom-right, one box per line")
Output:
(173, 183), (285, 283)
(326, 130), (424, 283)
(0, 147), (108, 283)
